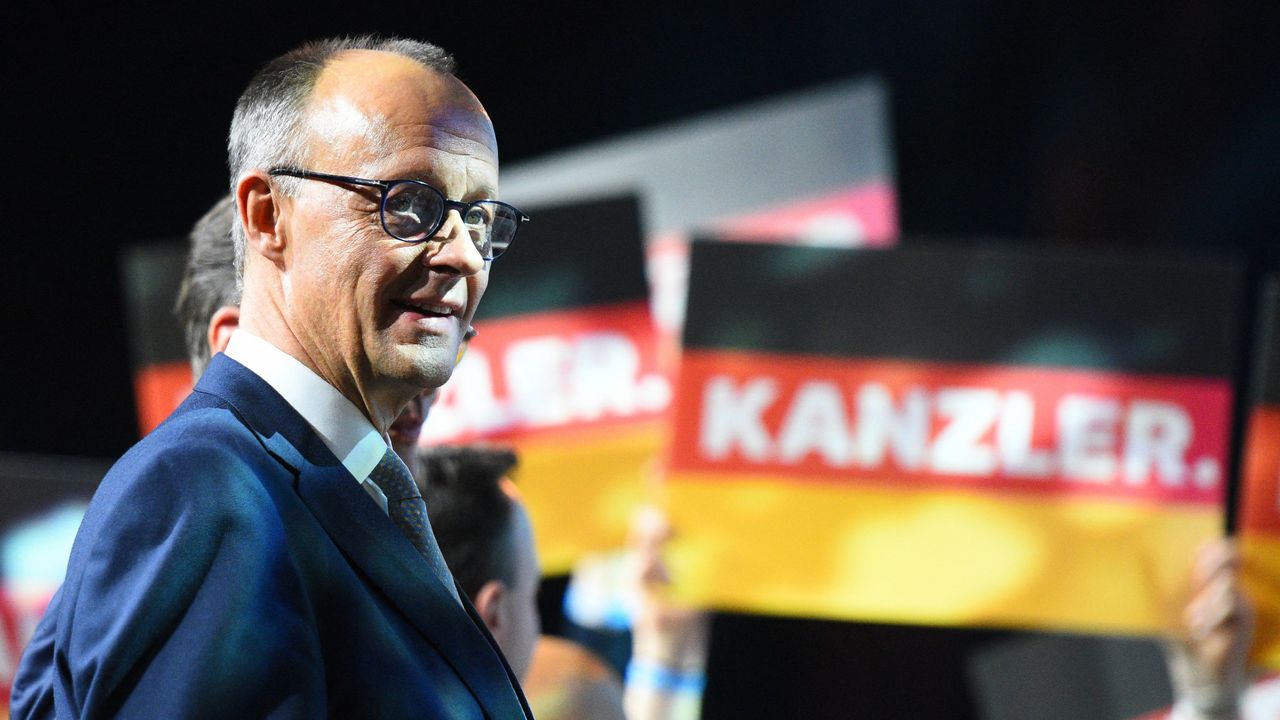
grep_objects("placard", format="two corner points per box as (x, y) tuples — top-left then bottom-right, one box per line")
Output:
(0, 454), (106, 711)
(665, 241), (1238, 633)
(423, 196), (665, 572)
(120, 243), (190, 435)
(1238, 276), (1280, 669)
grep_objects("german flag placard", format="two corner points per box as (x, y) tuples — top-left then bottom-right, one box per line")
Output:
(1239, 277), (1280, 669)
(665, 241), (1239, 633)
(120, 242), (191, 436)
(423, 195), (664, 573)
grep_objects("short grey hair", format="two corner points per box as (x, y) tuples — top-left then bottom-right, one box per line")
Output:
(174, 194), (239, 379)
(226, 35), (457, 290)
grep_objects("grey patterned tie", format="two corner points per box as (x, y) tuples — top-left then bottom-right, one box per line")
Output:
(368, 448), (460, 603)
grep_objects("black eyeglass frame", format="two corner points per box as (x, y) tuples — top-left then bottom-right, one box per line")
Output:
(268, 167), (528, 261)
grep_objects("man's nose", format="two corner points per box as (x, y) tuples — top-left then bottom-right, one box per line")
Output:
(425, 209), (486, 275)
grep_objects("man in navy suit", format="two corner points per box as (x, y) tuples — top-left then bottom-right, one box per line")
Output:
(170, 192), (440, 476)
(11, 35), (530, 719)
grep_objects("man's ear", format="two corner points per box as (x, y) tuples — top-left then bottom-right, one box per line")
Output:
(472, 579), (508, 634)
(236, 171), (287, 264)
(207, 305), (241, 357)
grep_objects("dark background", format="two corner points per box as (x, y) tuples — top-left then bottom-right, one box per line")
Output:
(3, 1), (1277, 458)
(3, 2), (1278, 717)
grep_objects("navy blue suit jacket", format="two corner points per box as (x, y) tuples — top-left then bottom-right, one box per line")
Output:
(11, 354), (532, 719)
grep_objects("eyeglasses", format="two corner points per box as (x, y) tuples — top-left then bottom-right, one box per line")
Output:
(268, 167), (528, 261)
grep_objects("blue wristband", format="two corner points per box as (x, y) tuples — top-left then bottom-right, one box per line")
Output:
(625, 658), (706, 694)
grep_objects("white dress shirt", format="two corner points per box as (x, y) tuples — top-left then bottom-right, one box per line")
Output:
(224, 330), (391, 514)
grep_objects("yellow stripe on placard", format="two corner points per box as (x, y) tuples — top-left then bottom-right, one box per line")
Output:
(666, 471), (1219, 634)
(512, 420), (665, 574)
(1242, 534), (1280, 670)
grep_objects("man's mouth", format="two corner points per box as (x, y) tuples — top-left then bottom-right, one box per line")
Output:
(392, 299), (455, 318)
(390, 417), (424, 436)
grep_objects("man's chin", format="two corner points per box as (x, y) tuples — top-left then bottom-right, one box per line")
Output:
(390, 437), (420, 467)
(392, 346), (457, 390)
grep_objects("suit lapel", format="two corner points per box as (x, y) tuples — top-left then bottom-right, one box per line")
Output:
(195, 355), (528, 719)
(294, 461), (528, 719)
(458, 587), (535, 720)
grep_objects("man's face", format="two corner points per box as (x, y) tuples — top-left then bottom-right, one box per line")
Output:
(389, 389), (434, 467)
(497, 495), (541, 681)
(279, 51), (497, 405)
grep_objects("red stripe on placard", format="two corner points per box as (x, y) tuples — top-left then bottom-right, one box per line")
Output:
(423, 300), (669, 443)
(1240, 406), (1280, 535)
(1, 586), (23, 708)
(670, 350), (1231, 505)
(133, 360), (194, 435)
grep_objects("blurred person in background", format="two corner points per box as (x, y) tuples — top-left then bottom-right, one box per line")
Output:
(421, 445), (710, 720)
(420, 446), (543, 684)
(175, 194), (241, 381)
(1133, 538), (1280, 720)
(621, 505), (710, 720)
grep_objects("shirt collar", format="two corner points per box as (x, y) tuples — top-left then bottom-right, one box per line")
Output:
(224, 330), (388, 484)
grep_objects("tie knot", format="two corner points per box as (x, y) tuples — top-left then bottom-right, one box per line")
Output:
(365, 447), (461, 603)
(368, 448), (420, 502)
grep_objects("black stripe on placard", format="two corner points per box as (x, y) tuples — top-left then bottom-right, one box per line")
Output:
(120, 241), (189, 368)
(683, 239), (1241, 378)
(476, 194), (648, 320)
(1249, 275), (1280, 405)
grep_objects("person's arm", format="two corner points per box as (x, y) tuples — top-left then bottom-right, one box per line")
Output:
(1162, 538), (1254, 720)
(623, 506), (710, 720)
